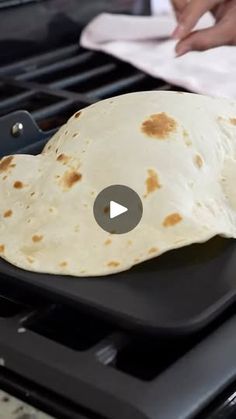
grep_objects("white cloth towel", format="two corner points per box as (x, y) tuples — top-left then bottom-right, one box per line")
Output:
(80, 10), (236, 99)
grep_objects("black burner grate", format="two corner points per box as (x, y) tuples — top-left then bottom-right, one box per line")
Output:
(0, 44), (187, 131)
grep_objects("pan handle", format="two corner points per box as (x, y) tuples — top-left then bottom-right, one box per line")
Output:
(0, 110), (54, 157)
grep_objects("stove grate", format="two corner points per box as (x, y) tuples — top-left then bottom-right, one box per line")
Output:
(0, 44), (188, 131)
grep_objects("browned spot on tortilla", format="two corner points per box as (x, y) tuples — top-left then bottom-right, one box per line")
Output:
(104, 239), (112, 245)
(75, 111), (82, 119)
(3, 210), (12, 218)
(134, 258), (140, 262)
(60, 170), (82, 190)
(27, 256), (34, 264)
(55, 148), (59, 153)
(65, 130), (68, 135)
(194, 154), (204, 169)
(59, 261), (68, 268)
(30, 192), (35, 197)
(146, 169), (161, 195)
(163, 213), (182, 227)
(3, 175), (7, 180)
(183, 129), (192, 146)
(104, 205), (109, 214)
(230, 118), (236, 125)
(73, 133), (79, 138)
(148, 247), (159, 254)
(56, 153), (70, 164)
(48, 145), (51, 150)
(127, 240), (132, 246)
(0, 156), (15, 173)
(13, 181), (24, 189)
(141, 113), (177, 139)
(107, 261), (120, 268)
(0, 244), (5, 253)
(32, 234), (43, 243)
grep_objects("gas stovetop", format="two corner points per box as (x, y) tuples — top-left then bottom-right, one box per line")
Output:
(0, 43), (187, 132)
(0, 44), (236, 419)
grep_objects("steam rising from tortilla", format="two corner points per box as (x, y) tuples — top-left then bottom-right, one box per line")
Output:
(0, 91), (236, 277)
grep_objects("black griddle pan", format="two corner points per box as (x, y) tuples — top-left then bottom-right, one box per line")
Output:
(0, 111), (236, 337)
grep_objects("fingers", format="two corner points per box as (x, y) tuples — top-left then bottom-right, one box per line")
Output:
(171, 0), (188, 19)
(175, 21), (233, 56)
(172, 0), (223, 39)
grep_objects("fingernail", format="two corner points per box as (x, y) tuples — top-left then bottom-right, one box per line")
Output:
(171, 24), (185, 39)
(175, 45), (191, 57)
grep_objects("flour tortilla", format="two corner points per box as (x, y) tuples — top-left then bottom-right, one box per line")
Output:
(0, 91), (236, 277)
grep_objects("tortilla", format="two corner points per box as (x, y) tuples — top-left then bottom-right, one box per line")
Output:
(0, 91), (236, 277)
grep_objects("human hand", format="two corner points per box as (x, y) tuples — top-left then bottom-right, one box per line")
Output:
(171, 0), (236, 56)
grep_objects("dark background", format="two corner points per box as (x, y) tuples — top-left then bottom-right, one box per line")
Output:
(0, 0), (151, 65)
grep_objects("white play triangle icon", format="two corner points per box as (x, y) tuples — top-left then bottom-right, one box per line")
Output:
(110, 201), (128, 219)
(94, 185), (143, 234)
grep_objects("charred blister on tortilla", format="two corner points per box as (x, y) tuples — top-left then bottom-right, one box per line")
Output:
(56, 154), (71, 164)
(59, 261), (68, 268)
(148, 247), (159, 254)
(194, 154), (204, 169)
(107, 261), (120, 268)
(32, 235), (43, 243)
(0, 156), (15, 173)
(13, 181), (25, 189)
(144, 169), (161, 198)
(163, 213), (183, 227)
(104, 239), (112, 245)
(218, 116), (236, 126)
(74, 111), (82, 119)
(58, 170), (82, 191)
(141, 112), (177, 140)
(3, 210), (12, 218)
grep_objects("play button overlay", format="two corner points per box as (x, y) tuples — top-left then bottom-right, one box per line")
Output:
(93, 185), (143, 234)
(110, 201), (128, 219)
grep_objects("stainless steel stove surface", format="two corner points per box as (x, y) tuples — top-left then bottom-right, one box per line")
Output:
(0, 20), (236, 419)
